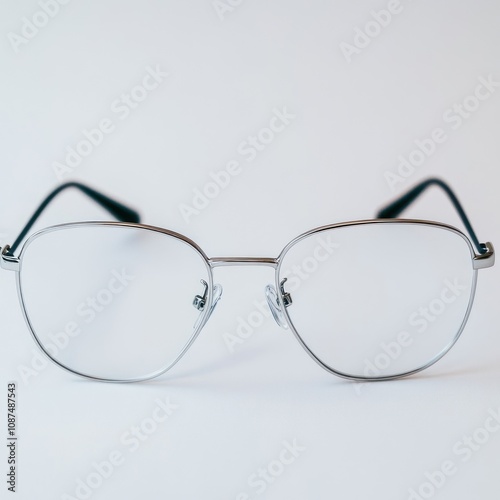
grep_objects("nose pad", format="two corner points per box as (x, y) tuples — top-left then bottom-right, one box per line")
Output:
(265, 285), (289, 329)
(193, 280), (223, 331)
(207, 284), (223, 319)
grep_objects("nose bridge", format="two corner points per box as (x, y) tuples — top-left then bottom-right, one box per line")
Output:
(209, 257), (278, 268)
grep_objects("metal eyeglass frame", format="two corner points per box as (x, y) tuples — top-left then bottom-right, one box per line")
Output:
(0, 178), (495, 383)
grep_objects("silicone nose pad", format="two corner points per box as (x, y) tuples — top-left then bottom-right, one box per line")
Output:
(265, 285), (289, 329)
(193, 284), (223, 331)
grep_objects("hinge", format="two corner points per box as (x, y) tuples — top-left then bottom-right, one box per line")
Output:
(0, 246), (20, 272)
(473, 242), (495, 270)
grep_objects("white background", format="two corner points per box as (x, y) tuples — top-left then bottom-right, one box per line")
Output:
(0, 1), (499, 499)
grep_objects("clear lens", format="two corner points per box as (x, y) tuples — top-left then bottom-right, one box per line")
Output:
(278, 222), (476, 378)
(19, 224), (212, 381)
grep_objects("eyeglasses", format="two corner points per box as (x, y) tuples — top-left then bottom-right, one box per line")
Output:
(1, 179), (494, 383)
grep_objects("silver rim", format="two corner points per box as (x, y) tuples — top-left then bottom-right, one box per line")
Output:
(16, 221), (216, 383)
(13, 218), (482, 382)
(274, 219), (479, 382)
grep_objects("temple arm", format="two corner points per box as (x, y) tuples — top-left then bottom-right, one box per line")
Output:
(8, 182), (140, 255)
(377, 178), (487, 255)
